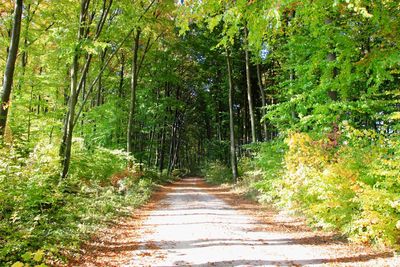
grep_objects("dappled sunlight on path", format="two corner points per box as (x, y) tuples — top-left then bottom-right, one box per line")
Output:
(72, 178), (398, 267)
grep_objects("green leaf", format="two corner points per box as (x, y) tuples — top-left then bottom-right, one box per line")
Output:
(33, 249), (45, 262)
(21, 251), (32, 262)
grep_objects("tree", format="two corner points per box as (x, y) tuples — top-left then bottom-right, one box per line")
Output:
(244, 26), (256, 143)
(61, 0), (114, 179)
(226, 47), (238, 181)
(0, 0), (23, 137)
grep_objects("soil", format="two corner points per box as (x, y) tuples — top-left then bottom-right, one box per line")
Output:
(69, 177), (400, 267)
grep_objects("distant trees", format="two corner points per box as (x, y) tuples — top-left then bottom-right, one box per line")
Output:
(0, 0), (398, 179)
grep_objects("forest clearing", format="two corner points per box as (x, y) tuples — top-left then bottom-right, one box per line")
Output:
(0, 0), (399, 266)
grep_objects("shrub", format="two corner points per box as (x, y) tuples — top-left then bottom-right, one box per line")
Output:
(248, 140), (287, 203)
(238, 127), (400, 247)
(277, 130), (400, 247)
(171, 168), (189, 178)
(202, 161), (233, 184)
(0, 140), (168, 266)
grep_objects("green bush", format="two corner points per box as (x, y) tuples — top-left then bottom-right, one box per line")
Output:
(171, 168), (189, 178)
(0, 140), (168, 266)
(253, 130), (400, 247)
(239, 141), (286, 203)
(68, 138), (132, 182)
(236, 127), (400, 248)
(202, 160), (233, 184)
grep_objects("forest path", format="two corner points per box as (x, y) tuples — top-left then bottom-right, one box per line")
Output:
(74, 178), (399, 267)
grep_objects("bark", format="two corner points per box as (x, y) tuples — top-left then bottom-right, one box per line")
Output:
(17, 3), (31, 94)
(256, 64), (268, 140)
(169, 121), (181, 173)
(226, 48), (238, 182)
(0, 0), (23, 137)
(244, 27), (256, 143)
(27, 85), (33, 142)
(127, 29), (141, 157)
(325, 18), (338, 101)
(118, 53), (125, 98)
(97, 49), (107, 106)
(327, 51), (338, 101)
(168, 110), (179, 174)
(158, 125), (166, 172)
(147, 126), (155, 166)
(61, 50), (79, 179)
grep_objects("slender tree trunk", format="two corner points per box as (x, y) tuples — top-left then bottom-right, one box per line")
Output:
(237, 105), (242, 158)
(127, 29), (141, 158)
(226, 48), (238, 182)
(170, 123), (181, 172)
(61, 0), (89, 179)
(325, 18), (338, 101)
(256, 64), (268, 140)
(158, 125), (166, 172)
(243, 100), (249, 143)
(147, 126), (155, 166)
(61, 53), (79, 179)
(168, 111), (178, 174)
(27, 85), (34, 142)
(97, 49), (107, 106)
(244, 27), (256, 143)
(116, 54), (125, 144)
(0, 0), (23, 137)
(118, 53), (125, 98)
(17, 3), (31, 95)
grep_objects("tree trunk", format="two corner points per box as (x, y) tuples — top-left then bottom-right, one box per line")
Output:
(226, 48), (238, 182)
(97, 49), (107, 106)
(61, 52), (79, 179)
(61, 0), (89, 179)
(118, 53), (125, 98)
(127, 29), (141, 158)
(168, 111), (178, 174)
(158, 125), (166, 172)
(256, 64), (268, 140)
(17, 3), (31, 95)
(244, 27), (256, 143)
(27, 85), (34, 142)
(0, 0), (23, 137)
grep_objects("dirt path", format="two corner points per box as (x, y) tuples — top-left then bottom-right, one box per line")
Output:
(73, 178), (399, 266)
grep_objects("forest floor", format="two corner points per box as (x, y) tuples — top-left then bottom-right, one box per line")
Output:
(69, 177), (400, 267)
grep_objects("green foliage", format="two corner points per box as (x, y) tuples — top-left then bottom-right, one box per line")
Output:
(1, 0), (400, 263)
(238, 141), (287, 203)
(263, 0), (400, 133)
(246, 130), (400, 247)
(0, 141), (169, 266)
(202, 161), (233, 185)
(69, 140), (132, 182)
(171, 168), (189, 178)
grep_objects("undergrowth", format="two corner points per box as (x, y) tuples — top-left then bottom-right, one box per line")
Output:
(0, 139), (173, 266)
(202, 160), (233, 184)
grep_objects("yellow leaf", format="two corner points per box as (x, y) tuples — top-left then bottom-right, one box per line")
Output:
(33, 250), (44, 262)
(11, 262), (24, 267)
